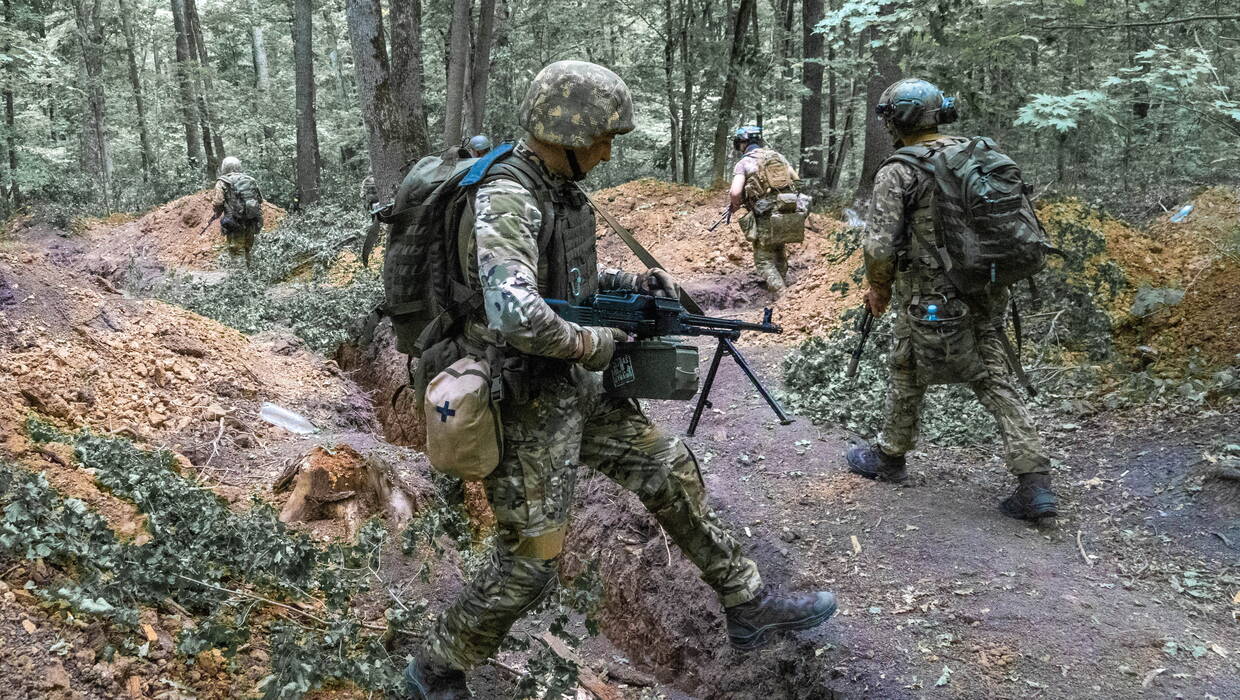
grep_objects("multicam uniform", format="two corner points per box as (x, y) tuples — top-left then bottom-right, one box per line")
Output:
(424, 142), (762, 671)
(210, 172), (262, 260)
(864, 134), (1050, 475)
(735, 145), (798, 292)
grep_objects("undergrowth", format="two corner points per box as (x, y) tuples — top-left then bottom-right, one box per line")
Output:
(1, 417), (406, 697)
(151, 203), (382, 353)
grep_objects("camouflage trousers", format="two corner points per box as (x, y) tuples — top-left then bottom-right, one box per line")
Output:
(740, 213), (789, 292)
(221, 215), (260, 262)
(877, 321), (1050, 476)
(424, 365), (762, 671)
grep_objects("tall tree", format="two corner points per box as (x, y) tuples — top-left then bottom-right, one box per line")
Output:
(293, 0), (322, 206)
(709, 0), (756, 186)
(443, 0), (472, 148)
(170, 0), (205, 169)
(117, 0), (155, 181)
(2, 0), (18, 203)
(185, 0), (224, 174)
(799, 0), (824, 179)
(663, 0), (680, 181)
(346, 0), (429, 198)
(467, 0), (497, 136)
(852, 23), (897, 207)
(72, 0), (112, 207)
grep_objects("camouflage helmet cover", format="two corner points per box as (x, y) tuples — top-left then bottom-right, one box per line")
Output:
(732, 125), (763, 147)
(518, 60), (635, 148)
(875, 78), (959, 136)
(218, 156), (243, 175)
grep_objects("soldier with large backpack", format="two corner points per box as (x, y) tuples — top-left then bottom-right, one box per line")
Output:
(210, 156), (264, 267)
(844, 78), (1059, 523)
(728, 125), (810, 295)
(399, 60), (836, 699)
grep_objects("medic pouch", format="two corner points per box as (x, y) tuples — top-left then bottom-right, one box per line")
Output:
(906, 294), (988, 385)
(603, 340), (700, 400)
(423, 356), (503, 481)
(764, 192), (811, 245)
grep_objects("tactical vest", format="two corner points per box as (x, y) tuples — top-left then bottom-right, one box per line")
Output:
(462, 150), (598, 306)
(894, 136), (969, 279)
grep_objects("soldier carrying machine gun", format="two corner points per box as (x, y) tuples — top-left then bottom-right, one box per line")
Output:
(549, 291), (793, 436)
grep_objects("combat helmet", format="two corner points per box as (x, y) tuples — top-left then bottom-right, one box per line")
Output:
(874, 79), (958, 139)
(467, 134), (493, 153)
(732, 125), (764, 151)
(218, 156), (243, 175)
(518, 60), (634, 149)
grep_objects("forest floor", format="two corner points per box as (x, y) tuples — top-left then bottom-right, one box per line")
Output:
(0, 183), (1236, 699)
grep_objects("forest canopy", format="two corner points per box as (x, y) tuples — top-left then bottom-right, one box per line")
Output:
(1, 0), (1237, 219)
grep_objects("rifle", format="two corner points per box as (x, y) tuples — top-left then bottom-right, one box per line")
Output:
(198, 211), (221, 236)
(549, 292), (793, 435)
(707, 206), (732, 232)
(845, 308), (875, 383)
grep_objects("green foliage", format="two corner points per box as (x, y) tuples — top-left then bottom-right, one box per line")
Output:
(153, 203), (382, 353)
(0, 420), (405, 695)
(782, 308), (998, 446)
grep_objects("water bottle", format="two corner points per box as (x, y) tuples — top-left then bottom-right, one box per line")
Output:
(259, 402), (318, 435)
(1169, 204), (1193, 223)
(925, 304), (940, 322)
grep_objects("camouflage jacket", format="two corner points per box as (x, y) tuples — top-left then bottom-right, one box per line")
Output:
(461, 141), (638, 360)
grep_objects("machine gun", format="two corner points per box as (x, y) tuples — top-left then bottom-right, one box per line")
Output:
(707, 206), (733, 232)
(549, 292), (793, 436)
(197, 211), (221, 236)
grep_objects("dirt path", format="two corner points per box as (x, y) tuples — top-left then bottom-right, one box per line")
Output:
(559, 341), (1239, 699)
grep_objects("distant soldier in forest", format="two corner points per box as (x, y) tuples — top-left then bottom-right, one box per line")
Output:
(210, 157), (264, 267)
(404, 61), (837, 699)
(845, 78), (1058, 523)
(728, 125), (810, 296)
(360, 168), (378, 213)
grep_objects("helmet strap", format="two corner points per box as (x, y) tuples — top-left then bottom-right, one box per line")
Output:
(564, 148), (587, 181)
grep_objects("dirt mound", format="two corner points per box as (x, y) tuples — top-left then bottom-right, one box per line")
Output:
(592, 178), (862, 343)
(84, 189), (285, 270)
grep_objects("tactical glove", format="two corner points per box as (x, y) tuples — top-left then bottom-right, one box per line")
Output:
(577, 326), (628, 371)
(640, 268), (680, 299)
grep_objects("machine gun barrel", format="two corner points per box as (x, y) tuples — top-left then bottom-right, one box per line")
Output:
(845, 308), (875, 382)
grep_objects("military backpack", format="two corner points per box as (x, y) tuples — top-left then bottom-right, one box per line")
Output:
(885, 137), (1052, 295)
(218, 172), (264, 221)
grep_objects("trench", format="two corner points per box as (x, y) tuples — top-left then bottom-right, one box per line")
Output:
(337, 319), (851, 699)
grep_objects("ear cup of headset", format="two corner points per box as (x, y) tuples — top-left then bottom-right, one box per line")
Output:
(937, 96), (959, 125)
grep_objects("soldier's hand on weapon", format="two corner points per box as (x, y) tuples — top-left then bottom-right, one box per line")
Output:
(640, 267), (680, 299)
(864, 284), (891, 316)
(577, 326), (629, 371)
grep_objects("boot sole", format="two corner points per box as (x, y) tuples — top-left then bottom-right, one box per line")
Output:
(729, 599), (838, 651)
(846, 461), (908, 484)
(999, 498), (1058, 522)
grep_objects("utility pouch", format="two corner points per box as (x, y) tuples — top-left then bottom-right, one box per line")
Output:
(603, 340), (700, 400)
(423, 356), (502, 481)
(906, 295), (988, 385)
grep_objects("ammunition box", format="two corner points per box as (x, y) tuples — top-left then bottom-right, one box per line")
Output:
(603, 340), (700, 400)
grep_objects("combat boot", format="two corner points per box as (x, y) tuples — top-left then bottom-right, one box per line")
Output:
(999, 472), (1058, 522)
(725, 587), (837, 650)
(405, 657), (471, 700)
(845, 444), (908, 484)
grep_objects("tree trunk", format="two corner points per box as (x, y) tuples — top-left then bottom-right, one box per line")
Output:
(852, 26), (897, 208)
(443, 0), (472, 148)
(117, 0), (155, 182)
(185, 0), (224, 175)
(799, 0), (823, 179)
(293, 0), (322, 207)
(73, 0), (112, 208)
(679, 0), (694, 183)
(2, 0), (18, 203)
(347, 0), (428, 199)
(468, 0), (497, 136)
(249, 0), (271, 92)
(170, 0), (205, 170)
(663, 0), (680, 181)
(709, 0), (756, 187)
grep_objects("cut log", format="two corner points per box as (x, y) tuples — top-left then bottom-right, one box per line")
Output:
(276, 445), (423, 535)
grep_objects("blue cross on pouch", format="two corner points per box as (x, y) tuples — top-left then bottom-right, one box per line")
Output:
(436, 400), (457, 422)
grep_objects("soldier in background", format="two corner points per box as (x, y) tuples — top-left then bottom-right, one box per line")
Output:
(210, 157), (264, 267)
(845, 78), (1058, 523)
(360, 168), (378, 213)
(728, 126), (808, 296)
(405, 61), (837, 700)
(464, 134), (492, 158)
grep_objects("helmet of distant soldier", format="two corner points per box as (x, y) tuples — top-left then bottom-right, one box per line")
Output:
(218, 156), (243, 175)
(518, 60), (635, 148)
(874, 78), (959, 138)
(467, 134), (493, 153)
(732, 125), (764, 150)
